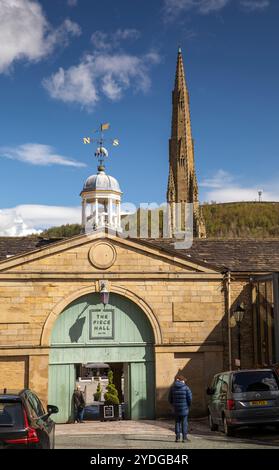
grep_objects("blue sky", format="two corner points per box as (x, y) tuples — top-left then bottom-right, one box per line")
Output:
(0, 0), (278, 234)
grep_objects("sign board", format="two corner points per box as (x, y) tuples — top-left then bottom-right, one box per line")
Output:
(235, 358), (241, 367)
(90, 309), (114, 339)
(104, 405), (114, 419)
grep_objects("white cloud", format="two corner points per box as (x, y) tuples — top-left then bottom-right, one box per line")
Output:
(0, 204), (80, 236)
(42, 51), (161, 109)
(163, 0), (270, 19)
(0, 0), (81, 73)
(91, 31), (110, 51)
(67, 0), (78, 6)
(239, 0), (270, 12)
(0, 143), (86, 167)
(201, 169), (279, 202)
(200, 169), (234, 188)
(114, 29), (141, 41)
(163, 0), (230, 18)
(91, 29), (140, 52)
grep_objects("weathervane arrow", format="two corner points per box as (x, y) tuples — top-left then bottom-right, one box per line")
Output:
(82, 122), (120, 147)
(82, 123), (120, 168)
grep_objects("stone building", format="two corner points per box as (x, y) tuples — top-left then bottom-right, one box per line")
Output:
(0, 49), (278, 423)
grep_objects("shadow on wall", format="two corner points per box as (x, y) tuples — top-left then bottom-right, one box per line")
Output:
(68, 303), (89, 343)
(157, 283), (254, 419)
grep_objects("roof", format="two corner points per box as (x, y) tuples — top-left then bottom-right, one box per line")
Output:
(0, 236), (279, 273)
(0, 237), (63, 261)
(0, 389), (22, 400)
(82, 170), (121, 193)
(137, 238), (279, 272)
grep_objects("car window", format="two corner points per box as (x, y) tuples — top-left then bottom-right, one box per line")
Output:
(232, 371), (279, 393)
(32, 394), (46, 417)
(211, 375), (219, 389)
(0, 401), (24, 428)
(214, 375), (223, 395)
(221, 375), (229, 394)
(27, 393), (45, 418)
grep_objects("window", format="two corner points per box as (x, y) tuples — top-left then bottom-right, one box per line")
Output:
(27, 393), (45, 418)
(213, 375), (223, 395)
(232, 371), (279, 393)
(0, 401), (24, 428)
(221, 375), (229, 394)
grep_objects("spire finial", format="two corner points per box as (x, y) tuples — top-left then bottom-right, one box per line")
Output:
(178, 45), (182, 54)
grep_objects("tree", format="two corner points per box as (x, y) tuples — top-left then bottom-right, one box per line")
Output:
(94, 381), (102, 402)
(104, 370), (119, 405)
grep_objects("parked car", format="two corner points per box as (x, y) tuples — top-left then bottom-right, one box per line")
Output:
(83, 403), (100, 421)
(206, 369), (279, 436)
(83, 402), (126, 421)
(0, 389), (58, 449)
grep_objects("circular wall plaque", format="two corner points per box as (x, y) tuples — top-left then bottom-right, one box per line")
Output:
(89, 242), (116, 269)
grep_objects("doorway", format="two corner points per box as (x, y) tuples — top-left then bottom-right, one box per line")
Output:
(48, 293), (155, 423)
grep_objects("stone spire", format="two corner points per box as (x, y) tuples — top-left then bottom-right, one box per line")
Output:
(167, 48), (206, 238)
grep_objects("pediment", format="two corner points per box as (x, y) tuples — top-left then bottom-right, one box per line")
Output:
(0, 232), (221, 276)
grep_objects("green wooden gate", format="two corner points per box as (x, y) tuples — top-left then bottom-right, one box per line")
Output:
(48, 293), (155, 422)
(48, 364), (75, 424)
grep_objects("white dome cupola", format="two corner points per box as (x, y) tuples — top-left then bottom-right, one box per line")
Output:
(80, 141), (122, 233)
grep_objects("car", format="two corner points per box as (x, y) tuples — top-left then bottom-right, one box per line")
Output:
(83, 402), (126, 421)
(83, 403), (100, 421)
(206, 368), (279, 436)
(0, 389), (58, 449)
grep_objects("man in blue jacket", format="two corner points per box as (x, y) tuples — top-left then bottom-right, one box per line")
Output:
(168, 374), (192, 442)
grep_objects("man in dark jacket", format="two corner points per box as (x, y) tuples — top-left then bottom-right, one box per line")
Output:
(73, 385), (85, 423)
(168, 374), (192, 442)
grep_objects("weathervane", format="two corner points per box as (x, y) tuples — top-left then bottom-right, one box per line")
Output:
(82, 123), (119, 169)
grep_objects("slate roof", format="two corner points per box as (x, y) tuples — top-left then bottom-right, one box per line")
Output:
(0, 237), (63, 261)
(0, 236), (279, 273)
(139, 238), (279, 272)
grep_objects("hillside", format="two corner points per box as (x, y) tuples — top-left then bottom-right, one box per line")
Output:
(202, 202), (279, 238)
(40, 202), (279, 239)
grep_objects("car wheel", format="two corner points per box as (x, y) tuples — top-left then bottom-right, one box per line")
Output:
(223, 417), (235, 437)
(208, 412), (218, 431)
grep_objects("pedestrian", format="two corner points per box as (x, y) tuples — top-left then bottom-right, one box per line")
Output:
(168, 374), (192, 442)
(73, 385), (85, 423)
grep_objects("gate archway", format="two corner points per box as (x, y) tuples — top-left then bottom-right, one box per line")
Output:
(48, 292), (155, 423)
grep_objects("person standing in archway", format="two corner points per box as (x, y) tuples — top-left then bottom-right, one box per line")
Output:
(73, 385), (85, 423)
(168, 374), (192, 442)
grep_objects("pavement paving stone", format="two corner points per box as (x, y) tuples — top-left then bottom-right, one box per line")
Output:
(55, 418), (279, 449)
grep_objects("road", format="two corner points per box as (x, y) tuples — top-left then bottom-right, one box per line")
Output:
(55, 419), (279, 449)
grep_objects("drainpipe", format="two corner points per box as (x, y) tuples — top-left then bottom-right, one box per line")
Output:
(272, 272), (279, 363)
(226, 270), (232, 370)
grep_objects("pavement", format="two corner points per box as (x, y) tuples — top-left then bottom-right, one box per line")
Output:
(55, 418), (279, 449)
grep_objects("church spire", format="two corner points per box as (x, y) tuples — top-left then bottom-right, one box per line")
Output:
(167, 48), (206, 238)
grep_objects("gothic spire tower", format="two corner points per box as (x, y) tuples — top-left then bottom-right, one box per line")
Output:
(167, 48), (206, 238)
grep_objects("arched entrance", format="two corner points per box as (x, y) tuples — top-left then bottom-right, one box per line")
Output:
(48, 292), (155, 423)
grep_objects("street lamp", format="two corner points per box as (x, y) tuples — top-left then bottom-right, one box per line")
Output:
(100, 281), (109, 306)
(232, 303), (245, 368)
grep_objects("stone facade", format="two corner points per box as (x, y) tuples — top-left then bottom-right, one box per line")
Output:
(0, 232), (227, 417)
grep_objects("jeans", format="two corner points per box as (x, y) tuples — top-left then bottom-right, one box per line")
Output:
(75, 407), (84, 422)
(175, 414), (188, 439)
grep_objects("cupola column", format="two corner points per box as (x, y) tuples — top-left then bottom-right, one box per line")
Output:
(95, 198), (99, 226)
(82, 198), (86, 228)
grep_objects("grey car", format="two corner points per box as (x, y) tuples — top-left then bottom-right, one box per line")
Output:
(207, 369), (279, 436)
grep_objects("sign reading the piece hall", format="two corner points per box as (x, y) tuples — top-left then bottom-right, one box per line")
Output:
(90, 309), (114, 339)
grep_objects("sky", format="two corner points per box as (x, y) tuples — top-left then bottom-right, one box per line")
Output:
(0, 0), (278, 235)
